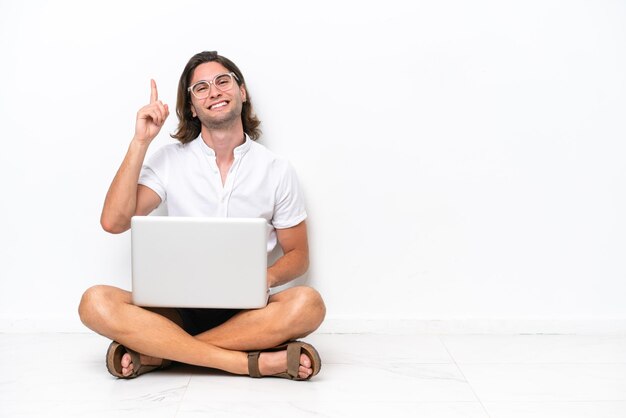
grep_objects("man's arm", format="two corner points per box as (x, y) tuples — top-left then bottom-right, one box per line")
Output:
(267, 220), (310, 288)
(100, 80), (169, 234)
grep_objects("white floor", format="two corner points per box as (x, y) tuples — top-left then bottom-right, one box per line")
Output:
(1, 333), (626, 418)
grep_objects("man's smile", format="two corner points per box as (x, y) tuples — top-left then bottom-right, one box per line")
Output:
(208, 100), (229, 110)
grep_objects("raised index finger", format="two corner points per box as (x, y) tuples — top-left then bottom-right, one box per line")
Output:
(150, 79), (158, 103)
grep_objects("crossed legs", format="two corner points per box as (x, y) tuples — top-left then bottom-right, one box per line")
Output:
(78, 285), (326, 378)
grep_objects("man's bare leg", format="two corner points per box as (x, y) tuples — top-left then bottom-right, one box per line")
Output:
(78, 285), (325, 378)
(118, 286), (326, 377)
(195, 286), (326, 349)
(191, 286), (325, 378)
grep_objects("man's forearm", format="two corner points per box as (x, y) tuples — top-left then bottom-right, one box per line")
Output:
(267, 248), (309, 288)
(100, 139), (149, 233)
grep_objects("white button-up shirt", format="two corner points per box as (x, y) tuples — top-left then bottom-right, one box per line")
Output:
(138, 135), (307, 253)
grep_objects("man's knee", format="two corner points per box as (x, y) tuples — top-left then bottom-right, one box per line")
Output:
(295, 286), (326, 314)
(288, 286), (326, 332)
(78, 285), (122, 329)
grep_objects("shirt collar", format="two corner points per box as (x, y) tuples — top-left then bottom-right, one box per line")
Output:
(194, 134), (251, 158)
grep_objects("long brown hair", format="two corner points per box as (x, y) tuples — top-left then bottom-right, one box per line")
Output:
(171, 51), (262, 143)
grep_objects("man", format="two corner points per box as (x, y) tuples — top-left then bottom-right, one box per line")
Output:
(79, 51), (326, 381)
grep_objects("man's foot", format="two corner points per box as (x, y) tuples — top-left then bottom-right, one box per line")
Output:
(106, 341), (172, 379)
(258, 350), (314, 379)
(247, 341), (322, 380)
(120, 352), (163, 377)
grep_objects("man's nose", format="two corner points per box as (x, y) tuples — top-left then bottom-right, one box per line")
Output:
(208, 82), (221, 99)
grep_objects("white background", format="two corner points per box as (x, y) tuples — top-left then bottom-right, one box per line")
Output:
(1, 0), (625, 333)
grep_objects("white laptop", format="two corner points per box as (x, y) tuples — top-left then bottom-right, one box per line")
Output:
(131, 216), (269, 309)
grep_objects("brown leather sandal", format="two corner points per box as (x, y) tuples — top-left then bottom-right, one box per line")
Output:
(106, 341), (172, 379)
(247, 341), (322, 381)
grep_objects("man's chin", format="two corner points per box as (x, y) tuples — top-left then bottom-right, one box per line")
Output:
(199, 112), (239, 130)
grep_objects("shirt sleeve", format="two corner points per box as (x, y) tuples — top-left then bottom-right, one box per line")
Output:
(138, 146), (169, 202)
(272, 160), (307, 229)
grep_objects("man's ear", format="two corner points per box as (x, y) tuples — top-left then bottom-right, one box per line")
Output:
(240, 85), (247, 103)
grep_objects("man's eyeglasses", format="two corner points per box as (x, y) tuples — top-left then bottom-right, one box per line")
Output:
(188, 72), (239, 99)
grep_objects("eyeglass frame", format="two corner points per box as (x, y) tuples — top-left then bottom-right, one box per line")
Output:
(187, 72), (240, 99)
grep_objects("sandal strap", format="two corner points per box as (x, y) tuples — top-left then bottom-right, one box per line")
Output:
(286, 343), (301, 378)
(247, 351), (262, 378)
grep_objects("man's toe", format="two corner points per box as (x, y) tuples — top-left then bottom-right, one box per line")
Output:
(121, 353), (132, 368)
(120, 352), (134, 377)
(123, 362), (134, 376)
(298, 366), (312, 379)
(300, 353), (311, 368)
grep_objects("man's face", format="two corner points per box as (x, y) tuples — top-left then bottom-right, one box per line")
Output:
(189, 61), (247, 130)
